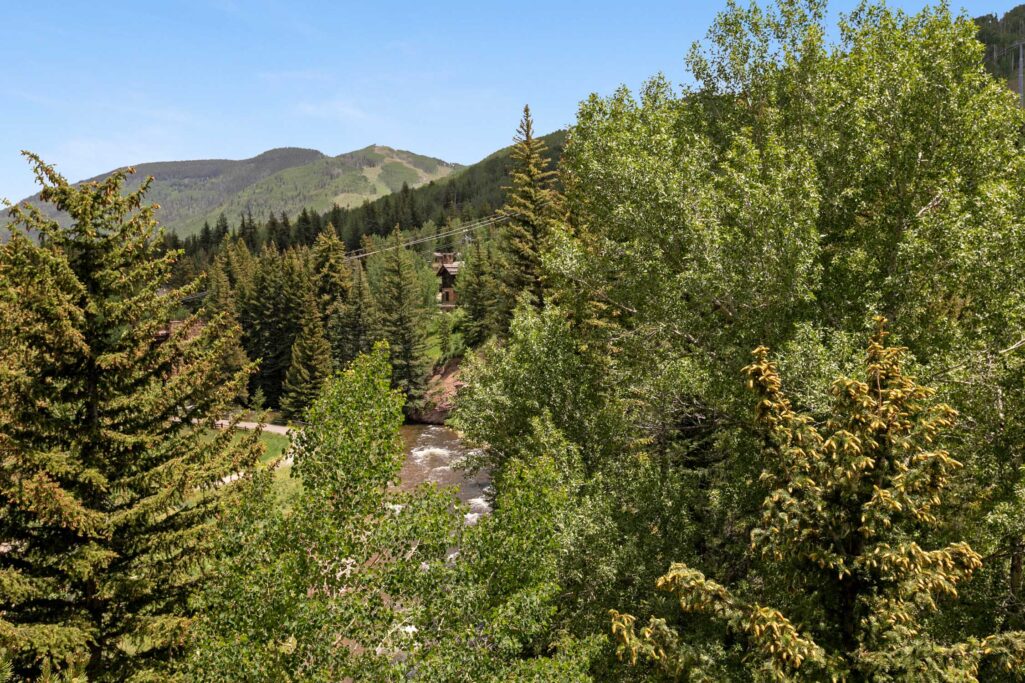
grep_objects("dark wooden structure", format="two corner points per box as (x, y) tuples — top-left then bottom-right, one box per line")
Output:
(436, 261), (461, 310)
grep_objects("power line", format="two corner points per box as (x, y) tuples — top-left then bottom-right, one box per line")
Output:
(344, 213), (511, 261)
(179, 212), (513, 302)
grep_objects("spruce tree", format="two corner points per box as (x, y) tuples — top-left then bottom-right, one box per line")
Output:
(241, 247), (309, 407)
(238, 210), (258, 251)
(204, 254), (250, 404)
(457, 236), (501, 347)
(294, 208), (316, 247)
(496, 105), (562, 320)
(205, 255), (235, 319)
(327, 260), (379, 370)
(310, 228), (352, 321)
(266, 214), (290, 251)
(199, 220), (214, 252)
(371, 232), (428, 404)
(0, 155), (261, 680)
(213, 212), (230, 244)
(280, 293), (332, 420)
(437, 312), (451, 361)
(220, 238), (256, 299)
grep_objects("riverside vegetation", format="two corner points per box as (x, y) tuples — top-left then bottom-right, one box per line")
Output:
(4, 1), (1025, 680)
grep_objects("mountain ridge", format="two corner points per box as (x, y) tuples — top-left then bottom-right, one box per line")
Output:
(5, 144), (461, 237)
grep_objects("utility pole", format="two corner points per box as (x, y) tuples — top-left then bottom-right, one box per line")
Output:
(1012, 41), (1020, 107)
(995, 41), (1025, 108)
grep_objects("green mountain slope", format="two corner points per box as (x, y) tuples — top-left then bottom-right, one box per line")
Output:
(6, 145), (460, 238)
(322, 130), (567, 244)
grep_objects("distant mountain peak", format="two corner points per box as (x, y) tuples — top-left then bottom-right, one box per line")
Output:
(5, 145), (462, 237)
(251, 147), (326, 161)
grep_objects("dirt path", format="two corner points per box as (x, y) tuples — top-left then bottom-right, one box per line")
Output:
(216, 419), (291, 435)
(216, 420), (294, 483)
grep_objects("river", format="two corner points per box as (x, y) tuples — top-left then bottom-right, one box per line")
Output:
(398, 424), (491, 523)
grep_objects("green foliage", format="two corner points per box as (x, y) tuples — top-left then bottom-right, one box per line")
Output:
(203, 252), (250, 404)
(436, 310), (452, 361)
(189, 341), (609, 680)
(327, 259), (380, 370)
(412, 419), (601, 681)
(455, 234), (503, 347)
(453, 303), (626, 474)
(612, 323), (1025, 680)
(239, 246), (311, 407)
(495, 105), (564, 321)
(310, 229), (352, 320)
(368, 233), (431, 405)
(0, 155), (261, 680)
(446, 1), (1025, 679)
(280, 293), (333, 420)
(186, 344), (464, 681)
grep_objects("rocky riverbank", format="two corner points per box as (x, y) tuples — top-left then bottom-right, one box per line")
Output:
(407, 357), (463, 424)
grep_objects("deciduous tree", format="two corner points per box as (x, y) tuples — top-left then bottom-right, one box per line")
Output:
(611, 323), (1025, 680)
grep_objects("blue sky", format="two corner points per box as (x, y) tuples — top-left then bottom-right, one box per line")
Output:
(0, 0), (1010, 201)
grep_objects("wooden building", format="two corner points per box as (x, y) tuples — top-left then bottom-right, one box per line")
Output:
(436, 261), (462, 310)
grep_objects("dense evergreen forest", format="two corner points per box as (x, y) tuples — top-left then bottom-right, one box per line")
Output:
(5, 1), (1025, 681)
(165, 129), (565, 267)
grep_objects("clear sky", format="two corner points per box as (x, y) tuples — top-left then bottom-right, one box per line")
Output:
(0, 0), (1012, 201)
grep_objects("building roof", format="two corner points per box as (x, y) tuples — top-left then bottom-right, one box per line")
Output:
(436, 261), (462, 276)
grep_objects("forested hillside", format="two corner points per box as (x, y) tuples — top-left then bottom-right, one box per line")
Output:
(977, 3), (1025, 85)
(165, 128), (565, 269)
(5, 1), (1025, 681)
(4, 144), (459, 238)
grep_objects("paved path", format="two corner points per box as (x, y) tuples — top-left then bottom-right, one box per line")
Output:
(215, 420), (295, 483)
(215, 419), (292, 435)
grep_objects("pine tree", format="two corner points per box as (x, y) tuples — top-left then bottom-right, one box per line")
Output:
(266, 213), (290, 251)
(294, 208), (316, 247)
(213, 212), (230, 244)
(278, 212), (293, 249)
(205, 255), (235, 319)
(241, 247), (309, 407)
(220, 238), (256, 298)
(611, 321), (1025, 680)
(437, 312), (452, 361)
(372, 232), (428, 404)
(496, 105), (562, 321)
(199, 220), (214, 252)
(0, 155), (261, 680)
(205, 254), (250, 404)
(327, 260), (379, 370)
(239, 210), (258, 251)
(280, 293), (332, 420)
(310, 228), (352, 321)
(457, 236), (501, 347)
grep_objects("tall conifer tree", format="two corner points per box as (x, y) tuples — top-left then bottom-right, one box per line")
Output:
(280, 293), (332, 419)
(204, 254), (250, 404)
(372, 232), (428, 404)
(496, 105), (561, 320)
(311, 228), (352, 321)
(238, 210), (258, 251)
(457, 236), (502, 347)
(213, 212), (230, 244)
(239, 247), (311, 407)
(0, 155), (260, 680)
(328, 260), (379, 370)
